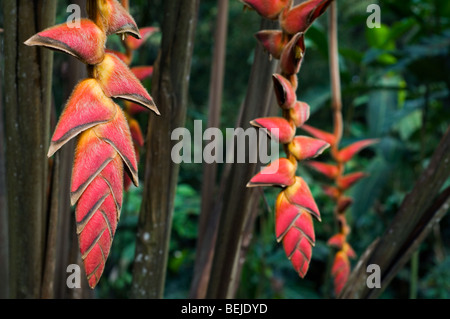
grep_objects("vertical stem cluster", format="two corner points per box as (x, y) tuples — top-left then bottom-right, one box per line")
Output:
(3, 0), (56, 298)
(191, 0), (229, 299)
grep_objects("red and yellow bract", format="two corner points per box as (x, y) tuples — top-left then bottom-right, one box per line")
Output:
(244, 0), (334, 279)
(25, 0), (159, 288)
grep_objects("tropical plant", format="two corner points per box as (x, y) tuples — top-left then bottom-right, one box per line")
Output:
(24, 0), (159, 288)
(244, 0), (333, 278)
(1, 0), (448, 300)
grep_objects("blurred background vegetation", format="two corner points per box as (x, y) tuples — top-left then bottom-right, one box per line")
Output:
(2, 0), (448, 299)
(99, 0), (449, 299)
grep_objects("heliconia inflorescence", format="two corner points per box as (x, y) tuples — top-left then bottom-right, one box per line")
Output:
(25, 0), (159, 288)
(243, 0), (334, 278)
(302, 123), (378, 295)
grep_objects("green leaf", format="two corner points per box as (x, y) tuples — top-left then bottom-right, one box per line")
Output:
(393, 109), (422, 141)
(169, 249), (189, 273)
(365, 24), (395, 50)
(172, 184), (200, 240)
(306, 24), (328, 58)
(339, 47), (364, 64)
(367, 75), (403, 137)
(382, 89), (448, 133)
(386, 18), (417, 43)
(362, 48), (397, 65)
(350, 154), (393, 219)
(302, 86), (331, 115)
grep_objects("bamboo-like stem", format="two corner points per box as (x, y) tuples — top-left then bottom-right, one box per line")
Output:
(3, 0), (56, 298)
(41, 155), (60, 299)
(199, 0), (229, 248)
(0, 29), (9, 299)
(328, 2), (345, 227)
(2, 1), (56, 298)
(328, 1), (347, 254)
(131, 0), (200, 299)
(231, 189), (262, 297)
(407, 83), (430, 299)
(328, 1), (343, 153)
(327, 1), (352, 297)
(190, 0), (229, 299)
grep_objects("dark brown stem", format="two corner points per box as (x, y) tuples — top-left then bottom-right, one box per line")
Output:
(41, 154), (60, 299)
(0, 26), (8, 299)
(3, 0), (56, 298)
(190, 0), (229, 299)
(131, 0), (200, 299)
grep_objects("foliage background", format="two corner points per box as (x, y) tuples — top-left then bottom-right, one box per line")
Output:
(1, 0), (449, 299)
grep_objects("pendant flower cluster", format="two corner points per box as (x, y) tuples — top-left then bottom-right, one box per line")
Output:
(244, 0), (333, 278)
(302, 125), (378, 295)
(25, 0), (159, 288)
